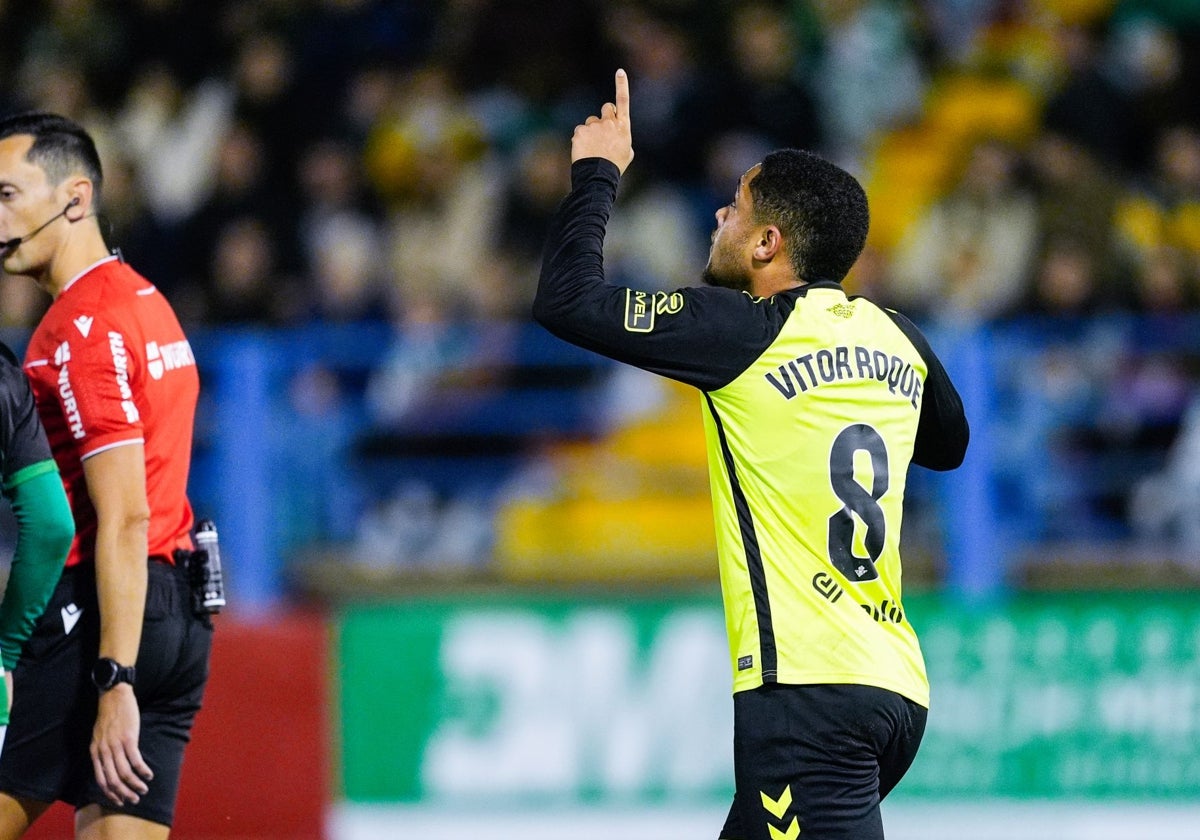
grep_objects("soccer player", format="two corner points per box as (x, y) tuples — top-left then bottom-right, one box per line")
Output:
(0, 340), (74, 753)
(0, 112), (211, 840)
(534, 71), (969, 839)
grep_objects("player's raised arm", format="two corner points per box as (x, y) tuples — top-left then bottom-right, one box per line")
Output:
(571, 69), (634, 174)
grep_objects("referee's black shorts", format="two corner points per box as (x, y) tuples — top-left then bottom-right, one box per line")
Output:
(719, 682), (927, 840)
(0, 558), (213, 827)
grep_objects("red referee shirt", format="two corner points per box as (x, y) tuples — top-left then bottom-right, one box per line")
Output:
(23, 255), (200, 568)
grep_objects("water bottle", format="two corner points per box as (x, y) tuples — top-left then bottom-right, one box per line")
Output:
(192, 519), (226, 614)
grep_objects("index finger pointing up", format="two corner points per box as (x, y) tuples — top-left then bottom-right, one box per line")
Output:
(615, 69), (630, 122)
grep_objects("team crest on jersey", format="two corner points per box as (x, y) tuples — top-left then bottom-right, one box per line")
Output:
(827, 302), (855, 319)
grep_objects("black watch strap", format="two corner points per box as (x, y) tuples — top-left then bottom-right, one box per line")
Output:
(91, 657), (136, 691)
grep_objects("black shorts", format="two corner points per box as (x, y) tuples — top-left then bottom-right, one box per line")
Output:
(719, 683), (927, 840)
(0, 560), (213, 827)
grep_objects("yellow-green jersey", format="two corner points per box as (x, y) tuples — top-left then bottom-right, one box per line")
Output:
(535, 159), (969, 708)
(701, 284), (963, 704)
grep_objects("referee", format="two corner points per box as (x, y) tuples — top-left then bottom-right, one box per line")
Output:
(0, 113), (211, 840)
(535, 71), (969, 840)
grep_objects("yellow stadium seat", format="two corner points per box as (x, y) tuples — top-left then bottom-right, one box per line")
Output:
(924, 75), (1041, 145)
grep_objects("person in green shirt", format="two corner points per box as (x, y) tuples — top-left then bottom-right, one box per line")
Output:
(0, 340), (73, 750)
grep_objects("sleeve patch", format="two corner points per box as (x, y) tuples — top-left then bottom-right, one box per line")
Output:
(107, 331), (140, 423)
(624, 290), (684, 333)
(625, 289), (655, 332)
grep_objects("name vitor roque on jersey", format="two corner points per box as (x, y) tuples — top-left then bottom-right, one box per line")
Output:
(764, 345), (923, 410)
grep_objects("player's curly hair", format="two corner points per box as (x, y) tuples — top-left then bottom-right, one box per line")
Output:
(0, 111), (104, 199)
(749, 149), (868, 283)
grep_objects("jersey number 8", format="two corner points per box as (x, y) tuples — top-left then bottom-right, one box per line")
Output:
(827, 423), (888, 583)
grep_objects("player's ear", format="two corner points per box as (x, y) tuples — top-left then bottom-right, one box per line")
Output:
(752, 226), (783, 262)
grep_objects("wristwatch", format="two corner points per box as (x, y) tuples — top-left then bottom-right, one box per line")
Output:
(91, 657), (136, 692)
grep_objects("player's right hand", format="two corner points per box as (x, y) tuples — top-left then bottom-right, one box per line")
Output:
(90, 686), (154, 806)
(571, 69), (634, 174)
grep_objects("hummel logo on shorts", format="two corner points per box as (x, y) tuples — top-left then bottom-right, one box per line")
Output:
(61, 603), (82, 635)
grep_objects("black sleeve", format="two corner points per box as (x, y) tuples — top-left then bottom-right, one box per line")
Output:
(882, 309), (970, 471)
(0, 341), (54, 489)
(533, 158), (774, 391)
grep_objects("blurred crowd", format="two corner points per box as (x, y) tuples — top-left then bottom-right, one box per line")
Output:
(3, 0), (1200, 570)
(1, 0), (1196, 336)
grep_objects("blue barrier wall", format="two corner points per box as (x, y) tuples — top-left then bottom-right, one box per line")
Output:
(186, 320), (613, 611)
(7, 313), (1198, 609)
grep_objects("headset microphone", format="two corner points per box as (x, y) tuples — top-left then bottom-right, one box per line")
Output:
(0, 197), (82, 256)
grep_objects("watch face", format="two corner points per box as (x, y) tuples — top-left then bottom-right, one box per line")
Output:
(92, 658), (135, 690)
(92, 658), (119, 690)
